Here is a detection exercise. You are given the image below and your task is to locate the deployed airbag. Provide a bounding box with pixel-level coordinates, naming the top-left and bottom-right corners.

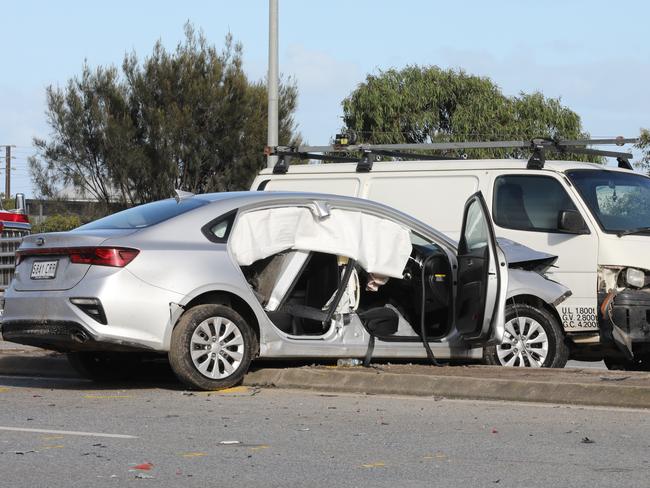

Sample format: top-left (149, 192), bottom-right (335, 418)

top-left (231, 207), bottom-right (412, 278)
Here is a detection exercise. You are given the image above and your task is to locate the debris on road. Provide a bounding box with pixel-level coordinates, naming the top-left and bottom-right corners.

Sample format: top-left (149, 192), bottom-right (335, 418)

top-left (581, 437), bottom-right (595, 444)
top-left (134, 473), bottom-right (154, 479)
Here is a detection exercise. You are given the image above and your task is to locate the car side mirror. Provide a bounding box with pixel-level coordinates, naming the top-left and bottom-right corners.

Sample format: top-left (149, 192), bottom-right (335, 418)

top-left (558, 210), bottom-right (588, 234)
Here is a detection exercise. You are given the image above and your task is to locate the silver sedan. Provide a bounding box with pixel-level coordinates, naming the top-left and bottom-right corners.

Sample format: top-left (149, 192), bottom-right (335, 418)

top-left (1, 191), bottom-right (568, 389)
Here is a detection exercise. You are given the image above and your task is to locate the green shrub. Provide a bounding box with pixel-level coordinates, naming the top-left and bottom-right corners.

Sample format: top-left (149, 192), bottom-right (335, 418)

top-left (32, 214), bottom-right (82, 233)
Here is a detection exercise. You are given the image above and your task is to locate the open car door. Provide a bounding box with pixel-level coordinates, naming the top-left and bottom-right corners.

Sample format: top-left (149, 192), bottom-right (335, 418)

top-left (455, 191), bottom-right (507, 345)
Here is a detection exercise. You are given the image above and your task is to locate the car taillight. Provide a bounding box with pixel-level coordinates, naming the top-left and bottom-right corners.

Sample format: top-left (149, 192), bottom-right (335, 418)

top-left (16, 247), bottom-right (140, 268)
top-left (0, 212), bottom-right (28, 224)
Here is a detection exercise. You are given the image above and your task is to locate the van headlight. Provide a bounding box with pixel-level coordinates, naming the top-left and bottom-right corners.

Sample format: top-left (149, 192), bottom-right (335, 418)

top-left (624, 267), bottom-right (646, 288)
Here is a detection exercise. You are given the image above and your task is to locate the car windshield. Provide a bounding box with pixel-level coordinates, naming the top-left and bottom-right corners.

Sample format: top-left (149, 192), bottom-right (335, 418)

top-left (566, 169), bottom-right (650, 234)
top-left (76, 198), bottom-right (209, 230)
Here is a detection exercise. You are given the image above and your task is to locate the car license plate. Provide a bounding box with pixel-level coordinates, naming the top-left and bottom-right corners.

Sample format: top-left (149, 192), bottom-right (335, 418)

top-left (31, 260), bottom-right (58, 280)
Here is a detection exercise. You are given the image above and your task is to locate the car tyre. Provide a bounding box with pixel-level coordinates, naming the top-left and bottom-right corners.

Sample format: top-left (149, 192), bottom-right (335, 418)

top-left (169, 304), bottom-right (256, 390)
top-left (66, 351), bottom-right (142, 382)
top-left (484, 303), bottom-right (569, 368)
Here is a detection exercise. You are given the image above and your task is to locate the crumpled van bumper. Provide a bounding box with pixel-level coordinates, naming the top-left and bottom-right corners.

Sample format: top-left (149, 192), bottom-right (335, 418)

top-left (599, 290), bottom-right (650, 357)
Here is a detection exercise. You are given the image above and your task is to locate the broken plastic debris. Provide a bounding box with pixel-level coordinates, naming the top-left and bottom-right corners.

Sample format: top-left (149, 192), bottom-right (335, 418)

top-left (132, 462), bottom-right (154, 471)
top-left (491, 428), bottom-right (499, 434)
top-left (219, 440), bottom-right (241, 445)
top-left (337, 358), bottom-right (362, 367)
top-left (134, 473), bottom-right (154, 479)
top-left (581, 437), bottom-right (595, 444)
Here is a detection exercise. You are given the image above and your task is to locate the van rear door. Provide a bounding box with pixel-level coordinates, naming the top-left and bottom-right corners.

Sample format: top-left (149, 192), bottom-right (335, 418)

top-left (455, 192), bottom-right (507, 344)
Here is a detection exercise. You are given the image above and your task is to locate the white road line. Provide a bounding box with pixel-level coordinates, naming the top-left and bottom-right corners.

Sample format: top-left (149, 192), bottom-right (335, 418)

top-left (0, 426), bottom-right (138, 439)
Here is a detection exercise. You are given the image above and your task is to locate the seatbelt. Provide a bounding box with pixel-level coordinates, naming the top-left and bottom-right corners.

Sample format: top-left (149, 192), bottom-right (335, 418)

top-left (421, 254), bottom-right (440, 366)
top-left (363, 335), bottom-right (375, 367)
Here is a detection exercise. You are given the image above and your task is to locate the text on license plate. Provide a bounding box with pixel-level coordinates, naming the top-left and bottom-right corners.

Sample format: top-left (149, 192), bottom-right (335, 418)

top-left (31, 260), bottom-right (58, 280)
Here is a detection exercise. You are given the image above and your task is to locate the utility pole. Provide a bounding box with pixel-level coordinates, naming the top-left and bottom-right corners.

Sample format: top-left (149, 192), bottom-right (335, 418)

top-left (0, 145), bottom-right (12, 198)
top-left (267, 0), bottom-right (279, 168)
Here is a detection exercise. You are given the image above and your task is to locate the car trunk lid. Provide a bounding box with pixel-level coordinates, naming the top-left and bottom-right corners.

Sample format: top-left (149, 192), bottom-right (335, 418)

top-left (13, 230), bottom-right (137, 292)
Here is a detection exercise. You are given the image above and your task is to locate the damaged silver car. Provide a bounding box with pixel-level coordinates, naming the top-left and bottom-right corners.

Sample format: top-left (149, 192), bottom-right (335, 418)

top-left (1, 191), bottom-right (569, 390)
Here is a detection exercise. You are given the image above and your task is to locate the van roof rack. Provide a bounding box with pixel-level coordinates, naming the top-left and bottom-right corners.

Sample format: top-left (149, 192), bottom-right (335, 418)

top-left (265, 137), bottom-right (638, 174)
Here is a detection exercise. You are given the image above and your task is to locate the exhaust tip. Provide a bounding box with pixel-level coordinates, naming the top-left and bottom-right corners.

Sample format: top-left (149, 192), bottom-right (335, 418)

top-left (71, 329), bottom-right (89, 344)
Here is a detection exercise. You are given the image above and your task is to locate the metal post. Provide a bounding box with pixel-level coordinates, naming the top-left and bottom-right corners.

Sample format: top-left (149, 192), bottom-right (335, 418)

top-left (4, 146), bottom-right (10, 199)
top-left (267, 0), bottom-right (279, 168)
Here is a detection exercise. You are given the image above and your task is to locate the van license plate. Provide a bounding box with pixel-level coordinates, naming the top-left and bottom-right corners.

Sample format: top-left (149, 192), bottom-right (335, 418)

top-left (31, 260), bottom-right (58, 280)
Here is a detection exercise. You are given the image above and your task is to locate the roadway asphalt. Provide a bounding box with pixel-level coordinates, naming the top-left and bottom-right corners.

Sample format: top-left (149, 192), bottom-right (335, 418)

top-left (0, 376), bottom-right (648, 488)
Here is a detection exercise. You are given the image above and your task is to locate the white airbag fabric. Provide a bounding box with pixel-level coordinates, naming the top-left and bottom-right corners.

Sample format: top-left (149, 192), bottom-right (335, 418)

top-left (231, 207), bottom-right (412, 279)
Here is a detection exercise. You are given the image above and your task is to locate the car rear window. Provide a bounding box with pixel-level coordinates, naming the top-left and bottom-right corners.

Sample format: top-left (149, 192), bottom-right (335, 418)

top-left (76, 198), bottom-right (209, 230)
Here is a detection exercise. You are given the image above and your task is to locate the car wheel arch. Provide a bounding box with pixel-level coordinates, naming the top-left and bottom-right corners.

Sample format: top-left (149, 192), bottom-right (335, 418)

top-left (175, 290), bottom-right (261, 356)
top-left (507, 293), bottom-right (566, 338)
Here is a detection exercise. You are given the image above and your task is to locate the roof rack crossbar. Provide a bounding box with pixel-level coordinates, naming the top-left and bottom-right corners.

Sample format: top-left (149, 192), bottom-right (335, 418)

top-left (267, 137), bottom-right (640, 173)
top-left (560, 147), bottom-right (634, 160)
top-left (369, 149), bottom-right (465, 161)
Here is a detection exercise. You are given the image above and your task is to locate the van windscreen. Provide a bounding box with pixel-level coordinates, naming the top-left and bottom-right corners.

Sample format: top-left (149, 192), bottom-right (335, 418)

top-left (567, 170), bottom-right (650, 235)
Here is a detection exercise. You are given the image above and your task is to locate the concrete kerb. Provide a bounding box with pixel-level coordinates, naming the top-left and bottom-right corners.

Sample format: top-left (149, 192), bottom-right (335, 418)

top-left (1, 345), bottom-right (650, 408)
top-left (243, 367), bottom-right (650, 409)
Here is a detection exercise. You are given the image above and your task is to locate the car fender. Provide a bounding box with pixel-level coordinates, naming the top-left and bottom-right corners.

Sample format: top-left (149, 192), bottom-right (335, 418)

top-left (506, 268), bottom-right (572, 308)
top-left (162, 281), bottom-right (272, 350)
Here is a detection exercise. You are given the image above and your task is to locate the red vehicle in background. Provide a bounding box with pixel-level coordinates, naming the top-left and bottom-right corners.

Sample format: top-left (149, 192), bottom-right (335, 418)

top-left (0, 194), bottom-right (30, 298)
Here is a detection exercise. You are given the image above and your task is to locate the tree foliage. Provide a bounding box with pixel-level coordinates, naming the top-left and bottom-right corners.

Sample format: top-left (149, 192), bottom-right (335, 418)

top-left (30, 24), bottom-right (299, 206)
top-left (31, 214), bottom-right (82, 234)
top-left (342, 65), bottom-right (594, 160)
top-left (636, 128), bottom-right (650, 173)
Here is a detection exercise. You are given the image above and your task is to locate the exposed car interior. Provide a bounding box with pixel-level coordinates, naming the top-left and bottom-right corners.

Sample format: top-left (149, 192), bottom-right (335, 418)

top-left (240, 240), bottom-right (454, 341)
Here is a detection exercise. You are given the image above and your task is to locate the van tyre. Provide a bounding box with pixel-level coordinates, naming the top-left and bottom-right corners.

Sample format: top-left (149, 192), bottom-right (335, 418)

top-left (66, 351), bottom-right (141, 381)
top-left (484, 303), bottom-right (569, 368)
top-left (604, 356), bottom-right (650, 371)
top-left (169, 304), bottom-right (255, 390)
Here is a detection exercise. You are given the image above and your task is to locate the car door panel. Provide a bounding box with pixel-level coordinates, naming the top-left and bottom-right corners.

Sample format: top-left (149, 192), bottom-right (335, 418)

top-left (455, 192), bottom-right (507, 344)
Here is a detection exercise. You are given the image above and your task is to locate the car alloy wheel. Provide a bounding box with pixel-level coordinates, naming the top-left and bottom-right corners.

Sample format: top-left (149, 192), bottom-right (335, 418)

top-left (483, 303), bottom-right (568, 368)
top-left (497, 315), bottom-right (549, 367)
top-left (169, 304), bottom-right (256, 390)
top-left (190, 316), bottom-right (245, 379)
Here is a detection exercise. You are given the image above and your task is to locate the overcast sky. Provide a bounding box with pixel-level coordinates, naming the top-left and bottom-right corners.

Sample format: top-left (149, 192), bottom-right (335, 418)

top-left (2, 0), bottom-right (648, 196)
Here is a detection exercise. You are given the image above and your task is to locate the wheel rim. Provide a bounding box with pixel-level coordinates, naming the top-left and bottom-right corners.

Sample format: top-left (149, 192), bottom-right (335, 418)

top-left (190, 316), bottom-right (245, 379)
top-left (496, 315), bottom-right (549, 367)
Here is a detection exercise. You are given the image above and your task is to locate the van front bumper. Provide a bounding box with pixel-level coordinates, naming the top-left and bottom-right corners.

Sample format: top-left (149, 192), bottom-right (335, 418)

top-left (599, 290), bottom-right (650, 357)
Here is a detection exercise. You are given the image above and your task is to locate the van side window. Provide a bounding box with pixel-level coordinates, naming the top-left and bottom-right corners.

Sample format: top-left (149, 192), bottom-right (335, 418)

top-left (493, 175), bottom-right (578, 232)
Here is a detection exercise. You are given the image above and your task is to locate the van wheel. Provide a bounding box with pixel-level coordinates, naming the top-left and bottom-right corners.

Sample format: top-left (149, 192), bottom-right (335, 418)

top-left (169, 304), bottom-right (255, 390)
top-left (484, 303), bottom-right (568, 368)
top-left (605, 356), bottom-right (650, 371)
top-left (66, 352), bottom-right (141, 381)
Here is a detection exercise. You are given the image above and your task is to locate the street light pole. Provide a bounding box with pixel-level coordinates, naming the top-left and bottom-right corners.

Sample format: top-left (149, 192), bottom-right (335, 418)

top-left (267, 0), bottom-right (279, 168)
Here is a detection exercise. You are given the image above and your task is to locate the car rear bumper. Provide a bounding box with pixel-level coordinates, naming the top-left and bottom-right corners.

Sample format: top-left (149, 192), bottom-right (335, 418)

top-left (1, 320), bottom-right (154, 352)
top-left (1, 267), bottom-right (183, 352)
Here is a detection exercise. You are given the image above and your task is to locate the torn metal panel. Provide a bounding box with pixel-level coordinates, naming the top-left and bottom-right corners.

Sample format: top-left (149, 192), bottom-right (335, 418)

top-left (497, 238), bottom-right (558, 272)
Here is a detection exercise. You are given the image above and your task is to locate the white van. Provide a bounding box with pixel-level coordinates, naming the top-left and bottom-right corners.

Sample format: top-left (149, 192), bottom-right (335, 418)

top-left (252, 156), bottom-right (650, 370)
